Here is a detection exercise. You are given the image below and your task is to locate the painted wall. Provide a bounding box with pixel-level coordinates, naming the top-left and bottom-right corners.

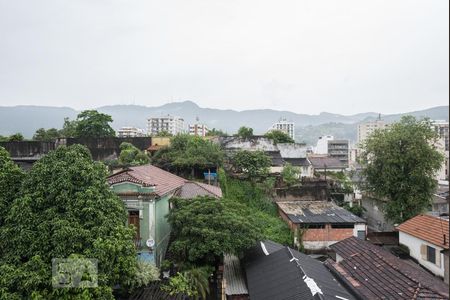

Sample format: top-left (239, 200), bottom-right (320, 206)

top-left (399, 231), bottom-right (445, 278)
top-left (361, 196), bottom-right (395, 232)
top-left (155, 195), bottom-right (171, 266)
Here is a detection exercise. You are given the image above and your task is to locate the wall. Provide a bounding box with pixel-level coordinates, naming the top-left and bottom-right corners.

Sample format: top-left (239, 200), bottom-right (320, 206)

top-left (155, 194), bottom-right (171, 266)
top-left (444, 252), bottom-right (449, 285)
top-left (0, 141), bottom-right (55, 158)
top-left (399, 231), bottom-right (445, 278)
top-left (274, 180), bottom-right (329, 202)
top-left (361, 196), bottom-right (395, 232)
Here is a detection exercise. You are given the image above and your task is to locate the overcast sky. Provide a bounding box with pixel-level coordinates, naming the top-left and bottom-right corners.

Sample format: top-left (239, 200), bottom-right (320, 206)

top-left (0, 0), bottom-right (448, 115)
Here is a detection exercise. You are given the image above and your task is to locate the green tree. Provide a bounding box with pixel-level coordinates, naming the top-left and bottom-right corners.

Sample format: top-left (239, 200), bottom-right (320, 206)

top-left (155, 130), bottom-right (173, 137)
top-left (118, 142), bottom-right (150, 166)
top-left (7, 133), bottom-right (24, 142)
top-left (231, 150), bottom-right (271, 179)
top-left (168, 196), bottom-right (260, 264)
top-left (206, 128), bottom-right (227, 137)
top-left (281, 163), bottom-right (300, 186)
top-left (236, 126), bottom-right (254, 139)
top-left (162, 267), bottom-right (211, 299)
top-left (75, 110), bottom-right (115, 138)
top-left (265, 130), bottom-right (295, 144)
top-left (359, 116), bottom-right (444, 223)
top-left (152, 135), bottom-right (223, 176)
top-left (0, 145), bottom-right (139, 299)
top-left (33, 128), bottom-right (61, 141)
top-left (60, 117), bottom-right (78, 138)
top-left (0, 147), bottom-right (25, 227)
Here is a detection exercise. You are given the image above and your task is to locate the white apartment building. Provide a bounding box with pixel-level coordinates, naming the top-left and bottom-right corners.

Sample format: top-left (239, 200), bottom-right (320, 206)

top-left (432, 120), bottom-right (449, 152)
top-left (315, 135), bottom-right (334, 154)
top-left (268, 118), bottom-right (295, 140)
top-left (147, 115), bottom-right (185, 136)
top-left (357, 118), bottom-right (389, 146)
top-left (117, 126), bottom-right (146, 138)
top-left (188, 123), bottom-right (209, 137)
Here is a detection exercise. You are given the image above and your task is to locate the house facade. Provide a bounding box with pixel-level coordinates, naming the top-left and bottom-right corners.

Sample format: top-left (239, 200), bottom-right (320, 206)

top-left (108, 164), bottom-right (222, 266)
top-left (397, 214), bottom-right (449, 280)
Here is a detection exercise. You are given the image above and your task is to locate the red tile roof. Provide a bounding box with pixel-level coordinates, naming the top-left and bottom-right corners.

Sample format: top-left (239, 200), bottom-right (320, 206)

top-left (396, 214), bottom-right (449, 249)
top-left (327, 237), bottom-right (449, 299)
top-left (108, 165), bottom-right (186, 196)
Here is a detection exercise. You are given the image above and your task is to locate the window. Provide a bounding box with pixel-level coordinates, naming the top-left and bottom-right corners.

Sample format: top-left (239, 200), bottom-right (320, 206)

top-left (299, 223), bottom-right (325, 229)
top-left (427, 245), bottom-right (436, 264)
top-left (331, 224), bottom-right (354, 229)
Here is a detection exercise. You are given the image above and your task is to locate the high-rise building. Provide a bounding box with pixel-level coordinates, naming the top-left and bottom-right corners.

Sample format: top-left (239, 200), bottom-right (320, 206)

top-left (328, 139), bottom-right (349, 166)
top-left (117, 126), bottom-right (146, 138)
top-left (147, 115), bottom-right (185, 136)
top-left (268, 118), bottom-right (295, 140)
top-left (357, 117), bottom-right (389, 146)
top-left (432, 120), bottom-right (449, 152)
top-left (315, 135), bottom-right (334, 154)
top-left (189, 124), bottom-right (209, 137)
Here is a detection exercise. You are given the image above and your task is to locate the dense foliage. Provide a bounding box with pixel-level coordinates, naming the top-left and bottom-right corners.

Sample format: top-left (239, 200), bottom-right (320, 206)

top-left (206, 128), bottom-right (227, 137)
top-left (236, 126), bottom-right (253, 139)
top-left (0, 145), bottom-right (140, 299)
top-left (162, 267), bottom-right (211, 299)
top-left (152, 135), bottom-right (223, 176)
top-left (359, 116), bottom-right (443, 223)
top-left (168, 196), bottom-right (261, 264)
top-left (74, 110), bottom-right (116, 138)
top-left (0, 147), bottom-right (25, 227)
top-left (33, 128), bottom-right (62, 141)
top-left (265, 130), bottom-right (295, 144)
top-left (281, 163), bottom-right (300, 186)
top-left (118, 142), bottom-right (150, 166)
top-left (231, 150), bottom-right (271, 179)
top-left (0, 133), bottom-right (25, 142)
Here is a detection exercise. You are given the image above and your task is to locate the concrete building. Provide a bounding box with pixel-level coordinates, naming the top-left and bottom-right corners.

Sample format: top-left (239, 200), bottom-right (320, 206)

top-left (268, 118), bottom-right (295, 140)
top-left (327, 139), bottom-right (349, 166)
top-left (357, 118), bottom-right (389, 146)
top-left (397, 215), bottom-right (449, 281)
top-left (315, 135), bottom-right (334, 155)
top-left (432, 120), bottom-right (449, 152)
top-left (117, 126), bottom-right (146, 138)
top-left (147, 115), bottom-right (184, 136)
top-left (188, 123), bottom-right (209, 137)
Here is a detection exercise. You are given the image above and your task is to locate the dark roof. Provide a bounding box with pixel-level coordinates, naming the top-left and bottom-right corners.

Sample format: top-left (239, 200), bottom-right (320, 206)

top-left (277, 201), bottom-right (366, 224)
top-left (283, 157), bottom-right (311, 167)
top-left (308, 156), bottom-right (345, 169)
top-left (244, 241), bottom-right (356, 300)
top-left (107, 164), bottom-right (186, 196)
top-left (223, 254), bottom-right (248, 295)
top-left (327, 237), bottom-right (450, 299)
top-left (396, 214), bottom-right (449, 249)
top-left (176, 181), bottom-right (222, 199)
top-left (266, 150), bottom-right (284, 166)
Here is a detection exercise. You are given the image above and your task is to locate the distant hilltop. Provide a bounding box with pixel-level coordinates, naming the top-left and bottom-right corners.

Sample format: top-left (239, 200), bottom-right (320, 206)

top-left (0, 101), bottom-right (448, 145)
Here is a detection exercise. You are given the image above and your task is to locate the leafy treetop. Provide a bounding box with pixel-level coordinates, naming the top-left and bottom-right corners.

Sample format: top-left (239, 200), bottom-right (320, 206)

top-left (236, 126), bottom-right (254, 139)
top-left (265, 130), bottom-right (294, 144)
top-left (359, 116), bottom-right (443, 223)
top-left (231, 150), bottom-right (271, 179)
top-left (118, 142), bottom-right (150, 166)
top-left (74, 110), bottom-right (116, 138)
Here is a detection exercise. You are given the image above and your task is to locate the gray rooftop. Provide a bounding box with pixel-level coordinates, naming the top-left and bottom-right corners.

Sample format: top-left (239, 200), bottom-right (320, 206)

top-left (223, 254), bottom-right (248, 296)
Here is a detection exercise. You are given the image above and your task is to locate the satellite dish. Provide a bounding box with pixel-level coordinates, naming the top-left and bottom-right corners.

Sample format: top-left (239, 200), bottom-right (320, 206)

top-left (146, 238), bottom-right (155, 248)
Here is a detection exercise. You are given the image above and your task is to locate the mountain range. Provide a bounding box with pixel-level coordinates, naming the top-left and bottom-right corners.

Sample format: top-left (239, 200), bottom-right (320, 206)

top-left (0, 101), bottom-right (448, 145)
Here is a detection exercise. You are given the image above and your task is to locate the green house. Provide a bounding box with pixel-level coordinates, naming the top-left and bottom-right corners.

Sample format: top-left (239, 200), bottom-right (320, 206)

top-left (107, 164), bottom-right (222, 266)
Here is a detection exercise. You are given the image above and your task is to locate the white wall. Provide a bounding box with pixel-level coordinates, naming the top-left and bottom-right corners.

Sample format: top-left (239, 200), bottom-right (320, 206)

top-left (399, 231), bottom-right (445, 278)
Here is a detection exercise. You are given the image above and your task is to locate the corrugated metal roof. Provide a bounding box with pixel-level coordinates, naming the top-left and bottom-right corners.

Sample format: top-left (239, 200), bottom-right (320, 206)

top-left (223, 254), bottom-right (248, 296)
top-left (277, 201), bottom-right (365, 224)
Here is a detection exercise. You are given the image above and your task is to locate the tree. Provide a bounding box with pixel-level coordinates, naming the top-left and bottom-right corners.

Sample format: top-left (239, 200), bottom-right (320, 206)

top-left (152, 135), bottom-right (223, 176)
top-left (206, 128), bottom-right (227, 137)
top-left (162, 267), bottom-right (211, 299)
top-left (118, 142), bottom-right (150, 166)
top-left (0, 147), bottom-right (25, 227)
top-left (281, 163), bottom-right (300, 186)
top-left (0, 145), bottom-right (139, 299)
top-left (75, 110), bottom-right (115, 138)
top-left (33, 128), bottom-right (61, 141)
top-left (59, 117), bottom-right (78, 138)
top-left (155, 130), bottom-right (173, 137)
top-left (236, 126), bottom-right (254, 139)
top-left (265, 130), bottom-right (295, 144)
top-left (7, 133), bottom-right (24, 141)
top-left (359, 116), bottom-right (444, 224)
top-left (167, 196), bottom-right (260, 264)
top-left (231, 150), bottom-right (271, 179)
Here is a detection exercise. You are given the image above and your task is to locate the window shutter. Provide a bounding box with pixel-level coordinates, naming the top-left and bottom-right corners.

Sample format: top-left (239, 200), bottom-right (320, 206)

top-left (420, 244), bottom-right (427, 260)
top-left (436, 249), bottom-right (441, 267)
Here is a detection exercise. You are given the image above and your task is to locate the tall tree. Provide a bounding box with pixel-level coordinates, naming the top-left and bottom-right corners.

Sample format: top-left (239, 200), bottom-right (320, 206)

top-left (59, 117), bottom-right (78, 138)
top-left (33, 128), bottom-right (61, 141)
top-left (265, 130), bottom-right (295, 144)
top-left (0, 145), bottom-right (139, 299)
top-left (75, 110), bottom-right (115, 138)
top-left (359, 116), bottom-right (444, 223)
top-left (0, 147), bottom-right (24, 227)
top-left (118, 142), bottom-right (150, 166)
top-left (236, 126), bottom-right (254, 139)
top-left (168, 196), bottom-right (260, 264)
top-left (231, 150), bottom-right (271, 180)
